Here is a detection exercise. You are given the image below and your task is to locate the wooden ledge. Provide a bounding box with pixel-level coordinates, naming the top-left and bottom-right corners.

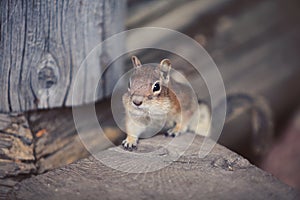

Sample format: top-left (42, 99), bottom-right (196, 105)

top-left (11, 134), bottom-right (298, 200)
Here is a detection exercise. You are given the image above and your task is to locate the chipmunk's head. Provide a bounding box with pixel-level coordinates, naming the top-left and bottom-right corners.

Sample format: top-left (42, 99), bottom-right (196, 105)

top-left (126, 56), bottom-right (171, 111)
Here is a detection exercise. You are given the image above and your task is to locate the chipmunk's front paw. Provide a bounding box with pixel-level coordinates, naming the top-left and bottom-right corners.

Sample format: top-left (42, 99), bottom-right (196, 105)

top-left (122, 136), bottom-right (138, 151)
top-left (165, 128), bottom-right (181, 137)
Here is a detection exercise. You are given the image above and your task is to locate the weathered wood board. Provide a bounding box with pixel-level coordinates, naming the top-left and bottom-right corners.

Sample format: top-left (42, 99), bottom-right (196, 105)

top-left (10, 135), bottom-right (299, 200)
top-left (0, 0), bottom-right (125, 113)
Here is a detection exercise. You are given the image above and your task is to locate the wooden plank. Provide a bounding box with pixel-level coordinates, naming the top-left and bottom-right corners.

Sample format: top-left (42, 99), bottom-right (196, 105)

top-left (11, 135), bottom-right (298, 200)
top-left (0, 0), bottom-right (125, 113)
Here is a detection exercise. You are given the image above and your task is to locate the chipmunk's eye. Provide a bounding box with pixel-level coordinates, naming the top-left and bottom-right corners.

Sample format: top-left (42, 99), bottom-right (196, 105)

top-left (152, 82), bottom-right (160, 92)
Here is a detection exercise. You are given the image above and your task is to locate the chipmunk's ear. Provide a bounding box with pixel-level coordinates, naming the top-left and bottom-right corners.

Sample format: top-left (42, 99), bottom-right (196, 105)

top-left (131, 56), bottom-right (142, 68)
top-left (159, 59), bottom-right (171, 83)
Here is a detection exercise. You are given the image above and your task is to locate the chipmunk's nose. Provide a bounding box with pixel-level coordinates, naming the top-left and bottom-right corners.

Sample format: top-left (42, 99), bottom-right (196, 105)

top-left (133, 100), bottom-right (142, 106)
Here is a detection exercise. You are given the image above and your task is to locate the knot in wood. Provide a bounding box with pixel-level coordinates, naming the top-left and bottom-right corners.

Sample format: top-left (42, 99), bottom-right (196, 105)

top-left (30, 53), bottom-right (61, 108)
top-left (31, 53), bottom-right (60, 92)
top-left (38, 66), bottom-right (58, 89)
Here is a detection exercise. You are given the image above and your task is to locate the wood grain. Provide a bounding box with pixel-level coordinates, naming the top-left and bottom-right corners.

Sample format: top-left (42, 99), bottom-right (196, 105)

top-left (0, 114), bottom-right (36, 199)
top-left (0, 0), bottom-right (125, 113)
top-left (11, 135), bottom-right (299, 200)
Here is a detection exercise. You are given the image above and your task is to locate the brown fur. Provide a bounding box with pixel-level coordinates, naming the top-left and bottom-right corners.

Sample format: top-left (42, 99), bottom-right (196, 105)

top-left (122, 56), bottom-right (211, 150)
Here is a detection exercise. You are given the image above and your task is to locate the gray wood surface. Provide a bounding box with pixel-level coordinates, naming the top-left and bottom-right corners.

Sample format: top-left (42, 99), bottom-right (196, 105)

top-left (11, 135), bottom-right (298, 200)
top-left (0, 0), bottom-right (125, 113)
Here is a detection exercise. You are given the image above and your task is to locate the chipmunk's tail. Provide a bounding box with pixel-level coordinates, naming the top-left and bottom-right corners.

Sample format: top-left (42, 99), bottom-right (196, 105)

top-left (193, 100), bottom-right (211, 137)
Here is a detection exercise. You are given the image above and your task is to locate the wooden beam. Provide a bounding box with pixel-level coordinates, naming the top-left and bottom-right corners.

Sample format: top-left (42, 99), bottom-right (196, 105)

top-left (11, 135), bottom-right (298, 199)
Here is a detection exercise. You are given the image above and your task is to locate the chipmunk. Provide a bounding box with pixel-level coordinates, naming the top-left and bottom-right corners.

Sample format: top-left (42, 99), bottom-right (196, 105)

top-left (122, 56), bottom-right (211, 150)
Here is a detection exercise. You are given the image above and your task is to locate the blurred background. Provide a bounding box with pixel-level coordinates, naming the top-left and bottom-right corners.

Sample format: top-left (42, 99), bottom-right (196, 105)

top-left (126, 0), bottom-right (300, 190)
top-left (1, 0), bottom-right (300, 197)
